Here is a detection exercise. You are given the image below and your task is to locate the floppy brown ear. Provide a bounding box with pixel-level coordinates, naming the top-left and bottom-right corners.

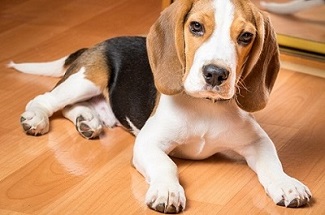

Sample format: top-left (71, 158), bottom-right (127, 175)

top-left (236, 11), bottom-right (280, 112)
top-left (146, 0), bottom-right (193, 95)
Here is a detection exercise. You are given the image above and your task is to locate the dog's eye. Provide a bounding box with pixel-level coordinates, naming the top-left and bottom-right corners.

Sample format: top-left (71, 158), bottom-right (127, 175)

top-left (238, 32), bottom-right (254, 45)
top-left (189, 21), bottom-right (205, 36)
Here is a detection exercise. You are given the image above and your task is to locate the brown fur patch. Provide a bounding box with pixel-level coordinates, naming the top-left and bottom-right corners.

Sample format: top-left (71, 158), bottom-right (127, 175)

top-left (231, 1), bottom-right (257, 80)
top-left (183, 0), bottom-right (215, 81)
top-left (147, 0), bottom-right (195, 95)
top-left (54, 43), bottom-right (109, 99)
top-left (83, 45), bottom-right (109, 92)
top-left (231, 0), bottom-right (280, 112)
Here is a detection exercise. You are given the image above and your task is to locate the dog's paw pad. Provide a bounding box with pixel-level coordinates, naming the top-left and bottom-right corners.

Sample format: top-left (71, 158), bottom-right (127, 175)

top-left (152, 203), bottom-right (166, 213)
top-left (21, 119), bottom-right (31, 131)
top-left (76, 115), bottom-right (102, 139)
top-left (20, 111), bottom-right (49, 136)
top-left (277, 193), bottom-right (312, 208)
top-left (148, 203), bottom-right (179, 214)
top-left (146, 183), bottom-right (185, 214)
top-left (267, 177), bottom-right (312, 208)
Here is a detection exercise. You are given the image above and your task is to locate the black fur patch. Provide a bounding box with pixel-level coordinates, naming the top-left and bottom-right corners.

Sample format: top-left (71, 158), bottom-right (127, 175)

top-left (64, 48), bottom-right (88, 67)
top-left (103, 37), bottom-right (157, 131)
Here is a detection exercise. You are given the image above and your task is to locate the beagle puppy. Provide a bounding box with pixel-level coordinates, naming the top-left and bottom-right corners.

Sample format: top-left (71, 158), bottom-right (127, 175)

top-left (10, 0), bottom-right (312, 213)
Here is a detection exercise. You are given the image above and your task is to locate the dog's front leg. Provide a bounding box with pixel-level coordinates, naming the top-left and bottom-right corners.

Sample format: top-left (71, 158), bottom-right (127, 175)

top-left (133, 119), bottom-right (185, 214)
top-left (236, 125), bottom-right (312, 207)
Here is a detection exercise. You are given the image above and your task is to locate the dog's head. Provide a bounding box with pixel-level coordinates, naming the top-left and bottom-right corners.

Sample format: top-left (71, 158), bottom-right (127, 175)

top-left (147, 0), bottom-right (280, 112)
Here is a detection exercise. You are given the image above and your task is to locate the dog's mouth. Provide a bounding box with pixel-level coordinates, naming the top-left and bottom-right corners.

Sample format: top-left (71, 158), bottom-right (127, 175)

top-left (184, 89), bottom-right (233, 102)
top-left (202, 84), bottom-right (234, 100)
top-left (183, 79), bottom-right (235, 102)
top-left (205, 97), bottom-right (232, 102)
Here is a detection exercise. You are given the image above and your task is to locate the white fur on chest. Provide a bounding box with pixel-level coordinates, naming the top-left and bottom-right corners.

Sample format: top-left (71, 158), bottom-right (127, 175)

top-left (146, 94), bottom-right (261, 160)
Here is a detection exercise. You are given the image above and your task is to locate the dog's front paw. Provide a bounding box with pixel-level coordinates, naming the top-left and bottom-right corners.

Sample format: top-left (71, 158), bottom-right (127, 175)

top-left (146, 182), bottom-right (186, 214)
top-left (76, 113), bottom-right (103, 139)
top-left (266, 176), bottom-right (312, 207)
top-left (20, 110), bottom-right (49, 136)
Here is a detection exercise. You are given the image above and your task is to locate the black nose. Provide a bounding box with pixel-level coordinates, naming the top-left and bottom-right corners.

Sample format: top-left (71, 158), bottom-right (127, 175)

top-left (203, 64), bottom-right (229, 87)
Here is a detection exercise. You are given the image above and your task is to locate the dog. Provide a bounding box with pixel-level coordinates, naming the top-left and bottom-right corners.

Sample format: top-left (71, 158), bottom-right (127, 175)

top-left (261, 0), bottom-right (324, 15)
top-left (9, 0), bottom-right (312, 213)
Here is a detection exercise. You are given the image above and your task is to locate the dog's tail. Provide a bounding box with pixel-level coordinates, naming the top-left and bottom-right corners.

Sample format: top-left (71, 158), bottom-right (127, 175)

top-left (8, 48), bottom-right (88, 77)
top-left (261, 0), bottom-right (324, 15)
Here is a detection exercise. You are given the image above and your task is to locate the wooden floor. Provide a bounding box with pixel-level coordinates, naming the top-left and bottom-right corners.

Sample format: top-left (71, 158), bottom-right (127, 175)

top-left (0, 0), bottom-right (324, 214)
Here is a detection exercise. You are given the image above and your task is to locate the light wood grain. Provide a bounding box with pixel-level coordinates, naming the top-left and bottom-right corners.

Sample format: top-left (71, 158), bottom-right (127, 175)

top-left (0, 0), bottom-right (324, 214)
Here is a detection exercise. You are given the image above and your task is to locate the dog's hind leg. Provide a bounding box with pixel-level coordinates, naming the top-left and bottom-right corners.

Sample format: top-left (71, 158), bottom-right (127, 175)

top-left (62, 102), bottom-right (103, 139)
top-left (21, 67), bottom-right (102, 136)
top-left (62, 95), bottom-right (119, 139)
